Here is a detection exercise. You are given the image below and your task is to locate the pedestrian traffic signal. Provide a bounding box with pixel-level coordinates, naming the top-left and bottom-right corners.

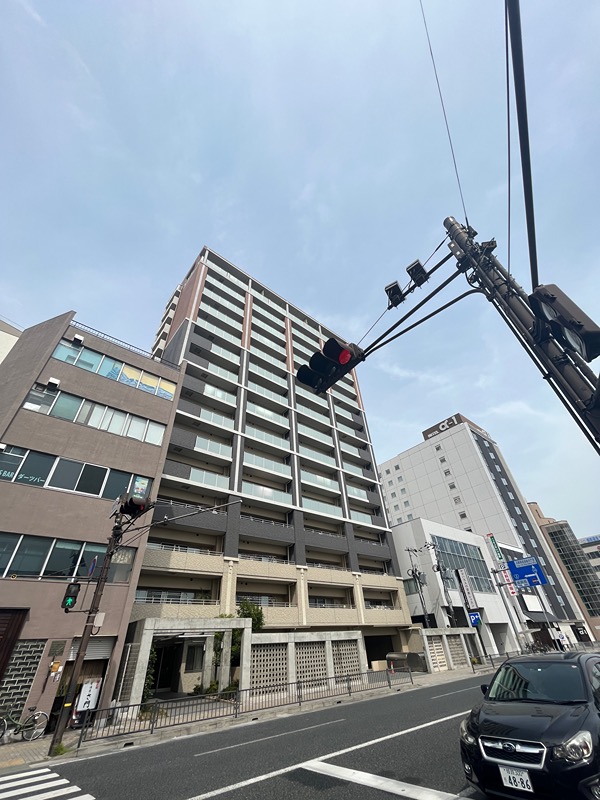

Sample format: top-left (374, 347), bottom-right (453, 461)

top-left (61, 582), bottom-right (80, 613)
top-left (296, 338), bottom-right (365, 394)
top-left (529, 284), bottom-right (600, 363)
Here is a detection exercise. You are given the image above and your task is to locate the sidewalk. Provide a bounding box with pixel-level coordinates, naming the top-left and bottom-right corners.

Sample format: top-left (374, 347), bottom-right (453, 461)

top-left (0, 665), bottom-right (493, 775)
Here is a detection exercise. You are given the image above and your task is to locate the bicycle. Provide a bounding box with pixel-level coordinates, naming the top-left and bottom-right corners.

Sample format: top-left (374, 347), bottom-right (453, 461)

top-left (0, 705), bottom-right (49, 741)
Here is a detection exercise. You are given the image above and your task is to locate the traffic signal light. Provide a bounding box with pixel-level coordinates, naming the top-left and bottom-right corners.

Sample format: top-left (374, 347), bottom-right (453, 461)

top-left (529, 284), bottom-right (600, 363)
top-left (296, 338), bottom-right (365, 395)
top-left (119, 477), bottom-right (152, 519)
top-left (61, 582), bottom-right (80, 613)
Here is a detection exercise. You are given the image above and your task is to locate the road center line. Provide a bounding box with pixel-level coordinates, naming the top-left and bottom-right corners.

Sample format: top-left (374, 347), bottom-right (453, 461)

top-left (185, 709), bottom-right (469, 800)
top-left (194, 719), bottom-right (345, 756)
top-left (303, 761), bottom-right (459, 800)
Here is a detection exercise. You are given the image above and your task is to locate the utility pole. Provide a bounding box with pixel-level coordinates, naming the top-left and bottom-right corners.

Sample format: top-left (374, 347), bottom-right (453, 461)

top-left (406, 548), bottom-right (430, 628)
top-left (49, 512), bottom-right (126, 756)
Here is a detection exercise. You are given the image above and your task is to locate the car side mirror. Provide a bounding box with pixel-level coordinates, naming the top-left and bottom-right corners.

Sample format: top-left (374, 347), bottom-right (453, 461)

top-left (480, 684), bottom-right (488, 696)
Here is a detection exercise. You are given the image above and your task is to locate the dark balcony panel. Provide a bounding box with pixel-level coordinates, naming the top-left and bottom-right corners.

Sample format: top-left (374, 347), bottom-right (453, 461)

top-left (304, 528), bottom-right (349, 553)
top-left (239, 515), bottom-right (296, 543)
top-left (163, 459), bottom-right (192, 480)
top-left (354, 539), bottom-right (391, 558)
top-left (169, 426), bottom-right (198, 452)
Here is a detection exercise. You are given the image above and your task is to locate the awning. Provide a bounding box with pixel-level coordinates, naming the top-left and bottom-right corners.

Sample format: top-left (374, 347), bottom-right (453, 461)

top-left (524, 611), bottom-right (560, 624)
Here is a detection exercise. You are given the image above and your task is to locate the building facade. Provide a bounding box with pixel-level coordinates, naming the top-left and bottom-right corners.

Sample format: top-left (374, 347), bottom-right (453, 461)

top-left (120, 248), bottom-right (412, 702)
top-left (0, 318), bottom-right (20, 364)
top-left (378, 413), bottom-right (593, 646)
top-left (0, 312), bottom-right (180, 720)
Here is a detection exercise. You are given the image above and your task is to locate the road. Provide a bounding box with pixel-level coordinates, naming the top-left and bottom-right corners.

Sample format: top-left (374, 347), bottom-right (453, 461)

top-left (9, 674), bottom-right (489, 800)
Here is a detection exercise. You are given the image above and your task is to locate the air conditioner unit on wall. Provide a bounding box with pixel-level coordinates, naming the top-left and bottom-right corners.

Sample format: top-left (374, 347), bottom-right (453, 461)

top-left (46, 377), bottom-right (61, 392)
top-left (72, 334), bottom-right (84, 347)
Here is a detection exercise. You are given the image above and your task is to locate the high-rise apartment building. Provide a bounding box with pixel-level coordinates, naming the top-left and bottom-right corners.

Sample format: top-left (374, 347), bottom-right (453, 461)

top-left (121, 248), bottom-right (411, 700)
top-left (378, 413), bottom-right (593, 645)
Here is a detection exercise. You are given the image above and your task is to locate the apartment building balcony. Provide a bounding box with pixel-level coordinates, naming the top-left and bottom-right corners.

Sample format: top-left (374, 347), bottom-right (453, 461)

top-left (239, 512), bottom-right (295, 541)
top-left (305, 564), bottom-right (353, 586)
top-left (304, 525), bottom-right (347, 550)
top-left (152, 499), bottom-right (228, 535)
top-left (142, 544), bottom-right (225, 575)
top-left (169, 426), bottom-right (233, 466)
top-left (130, 597), bottom-right (222, 622)
top-left (363, 606), bottom-right (408, 625)
top-left (236, 555), bottom-right (298, 581)
top-left (305, 605), bottom-right (360, 627)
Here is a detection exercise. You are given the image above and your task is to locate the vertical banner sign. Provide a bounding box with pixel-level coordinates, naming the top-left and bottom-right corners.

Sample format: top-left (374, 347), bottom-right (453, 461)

top-left (487, 534), bottom-right (517, 596)
top-left (456, 568), bottom-right (478, 611)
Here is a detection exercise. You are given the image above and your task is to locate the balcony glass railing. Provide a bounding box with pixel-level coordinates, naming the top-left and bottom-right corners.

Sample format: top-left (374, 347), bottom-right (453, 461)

top-left (251, 330), bottom-right (286, 353)
top-left (135, 590), bottom-right (218, 605)
top-left (201, 287), bottom-right (244, 318)
top-left (299, 445), bottom-right (336, 467)
top-left (295, 386), bottom-right (328, 405)
top-left (204, 384), bottom-right (237, 405)
top-left (209, 343), bottom-right (240, 365)
top-left (251, 304), bottom-right (286, 328)
top-left (351, 510), bottom-right (374, 524)
top-left (195, 436), bottom-right (233, 458)
top-left (199, 320), bottom-right (241, 347)
top-left (189, 468), bottom-right (230, 489)
top-left (302, 498), bottom-right (343, 517)
top-left (246, 402), bottom-right (288, 426)
top-left (250, 346), bottom-right (286, 368)
top-left (244, 452), bottom-right (291, 476)
top-left (200, 304), bottom-right (243, 330)
top-left (346, 485), bottom-right (369, 501)
top-left (245, 425), bottom-right (290, 449)
top-left (301, 471), bottom-right (339, 491)
top-left (297, 424), bottom-right (333, 446)
top-left (146, 541), bottom-right (220, 556)
top-left (207, 260), bottom-right (248, 290)
top-left (340, 441), bottom-right (364, 458)
top-left (247, 381), bottom-right (287, 405)
top-left (242, 481), bottom-right (292, 504)
top-left (248, 364), bottom-right (288, 388)
top-left (343, 462), bottom-right (363, 476)
top-left (201, 362), bottom-right (239, 383)
top-left (197, 407), bottom-right (235, 429)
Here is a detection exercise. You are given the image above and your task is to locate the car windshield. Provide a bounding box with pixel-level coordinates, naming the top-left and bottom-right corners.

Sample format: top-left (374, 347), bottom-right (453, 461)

top-left (487, 661), bottom-right (587, 704)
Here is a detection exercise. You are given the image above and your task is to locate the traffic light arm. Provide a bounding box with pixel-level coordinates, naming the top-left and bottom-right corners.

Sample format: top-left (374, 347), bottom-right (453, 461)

top-left (444, 216), bottom-right (600, 454)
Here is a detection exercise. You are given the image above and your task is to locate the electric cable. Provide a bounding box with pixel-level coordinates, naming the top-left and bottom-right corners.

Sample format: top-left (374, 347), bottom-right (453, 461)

top-left (504, 1), bottom-right (512, 279)
top-left (420, 0), bottom-right (469, 227)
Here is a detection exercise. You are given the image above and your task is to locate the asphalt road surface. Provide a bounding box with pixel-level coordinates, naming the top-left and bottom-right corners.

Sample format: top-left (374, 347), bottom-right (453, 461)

top-left (30, 674), bottom-right (489, 800)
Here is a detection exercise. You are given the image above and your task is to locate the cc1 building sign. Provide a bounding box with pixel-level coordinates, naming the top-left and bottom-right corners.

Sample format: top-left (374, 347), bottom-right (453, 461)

top-left (507, 557), bottom-right (548, 590)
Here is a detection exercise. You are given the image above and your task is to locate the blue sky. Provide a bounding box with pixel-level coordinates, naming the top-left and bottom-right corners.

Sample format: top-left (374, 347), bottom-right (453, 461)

top-left (2, 0), bottom-right (599, 535)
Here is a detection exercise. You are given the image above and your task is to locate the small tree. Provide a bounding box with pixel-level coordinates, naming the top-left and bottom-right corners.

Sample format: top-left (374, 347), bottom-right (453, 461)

top-left (142, 646), bottom-right (157, 704)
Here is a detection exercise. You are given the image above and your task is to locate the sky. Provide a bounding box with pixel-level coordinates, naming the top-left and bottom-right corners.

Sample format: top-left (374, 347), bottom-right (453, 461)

top-left (1, 0), bottom-right (599, 536)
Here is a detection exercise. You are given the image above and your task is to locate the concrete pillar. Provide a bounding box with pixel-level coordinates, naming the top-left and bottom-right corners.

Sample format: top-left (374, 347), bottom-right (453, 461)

top-left (222, 559), bottom-right (237, 615)
top-left (324, 638), bottom-right (334, 678)
top-left (356, 634), bottom-right (369, 672)
top-left (218, 630), bottom-right (232, 690)
top-left (202, 635), bottom-right (215, 691)
top-left (442, 633), bottom-right (454, 670)
top-left (353, 573), bottom-right (365, 625)
top-left (128, 620), bottom-right (155, 706)
top-left (287, 639), bottom-right (297, 684)
top-left (239, 626), bottom-right (252, 691)
top-left (297, 567), bottom-right (308, 626)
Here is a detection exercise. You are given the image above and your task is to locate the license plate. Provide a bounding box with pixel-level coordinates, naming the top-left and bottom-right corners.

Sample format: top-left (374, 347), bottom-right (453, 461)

top-left (498, 765), bottom-right (533, 793)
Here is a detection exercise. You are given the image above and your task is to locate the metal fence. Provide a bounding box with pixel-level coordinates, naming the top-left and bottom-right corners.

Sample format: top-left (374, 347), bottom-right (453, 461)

top-left (77, 668), bottom-right (412, 748)
top-left (470, 642), bottom-right (600, 673)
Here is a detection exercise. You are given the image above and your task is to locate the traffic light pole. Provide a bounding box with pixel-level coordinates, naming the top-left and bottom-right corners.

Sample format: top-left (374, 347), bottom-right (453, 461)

top-left (48, 513), bottom-right (124, 756)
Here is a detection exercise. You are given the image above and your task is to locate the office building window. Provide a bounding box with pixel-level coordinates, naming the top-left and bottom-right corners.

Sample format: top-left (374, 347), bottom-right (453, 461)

top-left (501, 478), bottom-right (508, 485)
top-left (401, 488), bottom-right (406, 495)
top-left (431, 535), bottom-right (495, 593)
top-left (394, 465), bottom-right (400, 471)
top-left (388, 481), bottom-right (393, 486)
top-left (539, 557), bottom-right (546, 566)
top-left (459, 512), bottom-right (467, 520)
top-left (439, 457), bottom-right (446, 464)
top-left (556, 595), bottom-right (565, 606)
top-left (435, 445), bottom-right (442, 452)
top-left (403, 500), bottom-right (410, 508)
top-left (385, 469), bottom-right (390, 475)
top-left (453, 496), bottom-right (461, 505)
top-left (515, 507), bottom-right (522, 515)
top-left (443, 469), bottom-right (451, 477)
top-left (490, 453), bottom-right (496, 460)
top-left (393, 505), bottom-right (399, 511)
top-left (530, 539), bottom-right (538, 549)
top-left (495, 465), bottom-right (501, 472)
top-left (522, 523), bottom-right (530, 531)
top-left (391, 492), bottom-right (397, 499)
top-left (548, 575), bottom-right (555, 585)
top-left (507, 492), bottom-right (514, 500)
top-left (407, 513), bottom-right (413, 520)
top-left (448, 482), bottom-right (456, 490)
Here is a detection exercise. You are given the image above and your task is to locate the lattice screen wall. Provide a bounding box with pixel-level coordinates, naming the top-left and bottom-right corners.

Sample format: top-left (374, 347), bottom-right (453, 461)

top-left (332, 639), bottom-right (360, 674)
top-left (295, 641), bottom-right (327, 681)
top-left (250, 643), bottom-right (288, 689)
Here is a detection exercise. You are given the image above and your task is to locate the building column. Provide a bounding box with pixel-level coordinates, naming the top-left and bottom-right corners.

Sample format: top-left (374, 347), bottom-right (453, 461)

top-left (239, 625), bottom-right (251, 691)
top-left (218, 630), bottom-right (233, 691)
top-left (202, 635), bottom-right (215, 691)
top-left (324, 638), bottom-right (334, 678)
top-left (128, 620), bottom-right (155, 706)
top-left (222, 559), bottom-right (238, 616)
top-left (297, 567), bottom-right (308, 626)
top-left (353, 573), bottom-right (365, 625)
top-left (356, 633), bottom-right (368, 672)
top-left (287, 640), bottom-right (297, 684)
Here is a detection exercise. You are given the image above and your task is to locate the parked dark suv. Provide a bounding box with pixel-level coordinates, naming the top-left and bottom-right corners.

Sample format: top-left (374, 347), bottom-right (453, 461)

top-left (460, 652), bottom-right (600, 799)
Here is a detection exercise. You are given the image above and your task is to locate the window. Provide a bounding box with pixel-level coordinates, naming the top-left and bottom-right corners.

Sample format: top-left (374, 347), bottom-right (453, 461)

top-left (490, 453), bottom-right (496, 460)
top-left (185, 645), bottom-right (204, 672)
top-left (52, 339), bottom-right (176, 401)
top-left (443, 469), bottom-right (451, 477)
top-left (388, 480), bottom-right (393, 486)
top-left (407, 513), bottom-right (413, 520)
top-left (522, 522), bottom-right (530, 531)
top-left (548, 575), bottom-right (555, 585)
top-left (507, 492), bottom-right (515, 500)
top-left (15, 451), bottom-right (55, 486)
top-left (453, 496), bottom-right (461, 505)
top-left (557, 595), bottom-right (565, 606)
top-left (484, 441), bottom-right (489, 448)
top-left (394, 465), bottom-right (400, 471)
top-left (459, 512), bottom-right (467, 520)
top-left (435, 445), bottom-right (442, 452)
top-left (390, 492), bottom-right (397, 499)
top-left (48, 459), bottom-right (84, 490)
top-left (530, 539), bottom-right (538, 549)
top-left (403, 500), bottom-right (410, 508)
top-left (393, 505), bottom-right (399, 511)
top-left (448, 482), bottom-right (456, 490)
top-left (0, 446), bottom-right (27, 482)
top-left (515, 507), bottom-right (522, 515)
top-left (439, 457), bottom-right (446, 464)
top-left (400, 488), bottom-right (406, 495)
top-left (396, 517), bottom-right (403, 524)
top-left (495, 465), bottom-right (501, 472)
top-left (539, 557), bottom-right (546, 566)
top-left (501, 477), bottom-right (508, 485)
top-left (8, 536), bottom-right (52, 576)
top-left (43, 540), bottom-right (84, 577)
top-left (23, 388), bottom-right (165, 446)
top-left (385, 469), bottom-right (390, 475)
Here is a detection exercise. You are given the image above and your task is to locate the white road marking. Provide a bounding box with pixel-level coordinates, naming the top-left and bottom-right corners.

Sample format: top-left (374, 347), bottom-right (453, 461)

top-left (0, 773), bottom-right (60, 790)
top-left (0, 770), bottom-right (52, 784)
top-left (303, 761), bottom-right (459, 799)
top-left (431, 687), bottom-right (479, 699)
top-left (0, 779), bottom-right (69, 799)
top-left (185, 709), bottom-right (469, 800)
top-left (0, 769), bottom-right (93, 800)
top-left (194, 718), bottom-right (345, 757)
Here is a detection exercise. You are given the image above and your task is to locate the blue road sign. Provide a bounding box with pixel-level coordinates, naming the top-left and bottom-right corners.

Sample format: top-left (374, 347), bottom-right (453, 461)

top-left (469, 611), bottom-right (482, 627)
top-left (507, 557), bottom-right (547, 587)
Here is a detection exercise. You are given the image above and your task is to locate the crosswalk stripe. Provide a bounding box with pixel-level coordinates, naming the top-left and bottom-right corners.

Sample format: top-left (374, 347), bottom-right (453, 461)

top-left (0, 774), bottom-right (61, 791)
top-left (0, 778), bottom-right (68, 799)
top-left (0, 770), bottom-right (52, 785)
top-left (10, 788), bottom-right (81, 800)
